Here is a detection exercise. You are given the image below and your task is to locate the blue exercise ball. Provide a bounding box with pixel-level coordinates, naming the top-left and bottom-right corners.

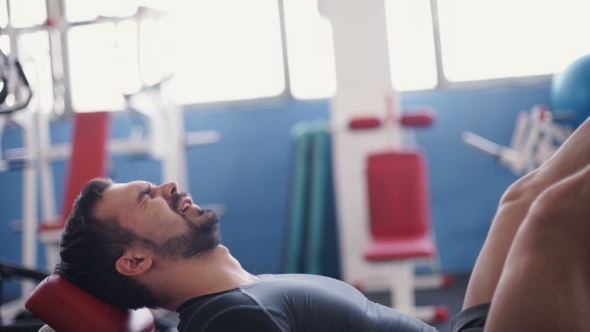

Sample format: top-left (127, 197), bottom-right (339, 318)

top-left (551, 54), bottom-right (590, 126)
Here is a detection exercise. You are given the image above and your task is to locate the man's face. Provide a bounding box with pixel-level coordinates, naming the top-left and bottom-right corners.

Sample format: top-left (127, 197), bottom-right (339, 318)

top-left (95, 181), bottom-right (221, 259)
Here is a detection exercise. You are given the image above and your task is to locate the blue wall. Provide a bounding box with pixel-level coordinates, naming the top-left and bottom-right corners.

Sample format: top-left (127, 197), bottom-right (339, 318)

top-left (407, 83), bottom-right (551, 271)
top-left (0, 83), bottom-right (551, 303)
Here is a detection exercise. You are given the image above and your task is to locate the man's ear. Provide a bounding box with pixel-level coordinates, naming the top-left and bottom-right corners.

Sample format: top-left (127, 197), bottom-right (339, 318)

top-left (115, 247), bottom-right (153, 277)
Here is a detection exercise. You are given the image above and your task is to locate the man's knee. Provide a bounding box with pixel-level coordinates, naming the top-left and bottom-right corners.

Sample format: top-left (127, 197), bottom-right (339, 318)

top-left (499, 170), bottom-right (545, 207)
top-left (523, 174), bottom-right (590, 247)
top-left (498, 163), bottom-right (580, 216)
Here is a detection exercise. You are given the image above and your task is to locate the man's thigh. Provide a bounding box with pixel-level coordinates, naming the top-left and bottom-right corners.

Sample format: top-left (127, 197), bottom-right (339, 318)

top-left (483, 166), bottom-right (590, 331)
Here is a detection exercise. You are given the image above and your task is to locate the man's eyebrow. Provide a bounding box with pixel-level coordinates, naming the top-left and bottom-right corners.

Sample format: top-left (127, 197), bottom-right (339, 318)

top-left (136, 183), bottom-right (152, 204)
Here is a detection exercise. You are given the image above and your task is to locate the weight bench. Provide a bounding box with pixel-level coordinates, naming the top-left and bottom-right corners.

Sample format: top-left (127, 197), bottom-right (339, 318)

top-left (25, 274), bottom-right (154, 332)
top-left (364, 150), bottom-right (449, 322)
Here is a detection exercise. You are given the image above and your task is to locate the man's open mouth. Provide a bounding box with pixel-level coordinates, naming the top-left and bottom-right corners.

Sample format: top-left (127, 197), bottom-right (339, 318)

top-left (179, 197), bottom-right (193, 214)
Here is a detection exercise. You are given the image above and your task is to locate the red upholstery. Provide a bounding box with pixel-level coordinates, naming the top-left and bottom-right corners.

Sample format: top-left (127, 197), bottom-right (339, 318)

top-left (349, 110), bottom-right (435, 130)
top-left (25, 274), bottom-right (154, 332)
top-left (349, 117), bottom-right (382, 130)
top-left (364, 236), bottom-right (436, 261)
top-left (39, 111), bottom-right (110, 231)
top-left (400, 110), bottom-right (434, 127)
top-left (364, 151), bottom-right (436, 261)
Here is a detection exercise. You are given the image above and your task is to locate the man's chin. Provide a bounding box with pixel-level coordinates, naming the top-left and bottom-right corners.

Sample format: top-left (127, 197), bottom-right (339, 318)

top-left (199, 209), bottom-right (219, 224)
top-left (182, 208), bottom-right (218, 225)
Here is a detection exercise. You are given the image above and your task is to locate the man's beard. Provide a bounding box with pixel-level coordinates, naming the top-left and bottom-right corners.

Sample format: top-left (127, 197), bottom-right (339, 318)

top-left (157, 209), bottom-right (221, 260)
top-left (142, 192), bottom-right (222, 260)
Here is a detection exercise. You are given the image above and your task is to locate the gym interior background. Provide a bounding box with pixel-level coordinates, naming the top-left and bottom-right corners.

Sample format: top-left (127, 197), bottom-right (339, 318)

top-left (1, 0), bottom-right (590, 331)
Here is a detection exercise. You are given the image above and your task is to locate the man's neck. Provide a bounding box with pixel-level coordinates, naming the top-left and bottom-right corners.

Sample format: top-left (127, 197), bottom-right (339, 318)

top-left (149, 245), bottom-right (259, 311)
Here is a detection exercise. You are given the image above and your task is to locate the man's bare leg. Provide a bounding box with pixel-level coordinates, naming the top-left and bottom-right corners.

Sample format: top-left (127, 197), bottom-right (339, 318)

top-left (464, 118), bottom-right (590, 309)
top-left (486, 163), bottom-right (590, 331)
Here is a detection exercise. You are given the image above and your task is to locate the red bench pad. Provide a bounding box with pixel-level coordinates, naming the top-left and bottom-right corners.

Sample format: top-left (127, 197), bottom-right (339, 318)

top-left (364, 235), bottom-right (436, 261)
top-left (26, 274), bottom-right (154, 332)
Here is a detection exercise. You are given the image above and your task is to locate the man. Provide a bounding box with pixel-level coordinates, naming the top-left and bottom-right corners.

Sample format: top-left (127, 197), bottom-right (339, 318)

top-left (57, 117), bottom-right (590, 331)
top-left (57, 178), bottom-right (434, 331)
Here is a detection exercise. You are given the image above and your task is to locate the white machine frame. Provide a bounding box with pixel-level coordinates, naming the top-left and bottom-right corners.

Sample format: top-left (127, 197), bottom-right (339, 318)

top-left (320, 0), bottom-right (447, 322)
top-left (463, 104), bottom-right (574, 176)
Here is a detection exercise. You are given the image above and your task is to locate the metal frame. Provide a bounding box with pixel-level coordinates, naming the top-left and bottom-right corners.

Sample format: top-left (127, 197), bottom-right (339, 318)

top-left (221, 0), bottom-right (554, 104)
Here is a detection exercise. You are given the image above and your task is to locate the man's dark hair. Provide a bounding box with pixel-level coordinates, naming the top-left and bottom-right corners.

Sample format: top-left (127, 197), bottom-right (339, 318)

top-left (55, 178), bottom-right (159, 310)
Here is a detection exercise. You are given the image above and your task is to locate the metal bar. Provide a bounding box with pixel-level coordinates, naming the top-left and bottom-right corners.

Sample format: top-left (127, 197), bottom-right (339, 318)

top-left (4, 130), bottom-right (221, 162)
top-left (276, 0), bottom-right (293, 100)
top-left (57, 0), bottom-right (72, 116)
top-left (0, 261), bottom-right (48, 280)
top-left (462, 131), bottom-right (502, 157)
top-left (1, 24), bottom-right (49, 35)
top-left (18, 114), bottom-right (38, 297)
top-left (430, 0), bottom-right (446, 88)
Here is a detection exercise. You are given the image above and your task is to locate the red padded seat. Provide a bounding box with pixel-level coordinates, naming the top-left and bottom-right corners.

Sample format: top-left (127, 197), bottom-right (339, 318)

top-left (364, 235), bottom-right (436, 261)
top-left (349, 117), bottom-right (382, 129)
top-left (26, 274), bottom-right (154, 332)
top-left (400, 110), bottom-right (434, 127)
top-left (364, 151), bottom-right (436, 261)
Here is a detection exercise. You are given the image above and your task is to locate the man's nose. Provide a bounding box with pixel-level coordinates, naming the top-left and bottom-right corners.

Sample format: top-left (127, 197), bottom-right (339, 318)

top-left (156, 181), bottom-right (178, 200)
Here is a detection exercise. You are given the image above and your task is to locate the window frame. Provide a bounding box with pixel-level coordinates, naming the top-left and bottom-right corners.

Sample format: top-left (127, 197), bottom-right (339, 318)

top-left (427, 0), bottom-right (553, 94)
top-left (64, 0), bottom-right (294, 113)
top-left (3, 0), bottom-right (560, 117)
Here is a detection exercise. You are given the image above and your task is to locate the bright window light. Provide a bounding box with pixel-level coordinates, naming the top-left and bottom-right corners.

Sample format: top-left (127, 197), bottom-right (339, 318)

top-left (9, 0), bottom-right (47, 28)
top-left (0, 35), bottom-right (10, 55)
top-left (438, 0), bottom-right (590, 82)
top-left (283, 0), bottom-right (336, 100)
top-left (68, 23), bottom-right (127, 112)
top-left (139, 18), bottom-right (163, 86)
top-left (65, 0), bottom-right (138, 22)
top-left (170, 0), bottom-right (285, 105)
top-left (17, 31), bottom-right (54, 113)
top-left (385, 0), bottom-right (438, 91)
top-left (116, 20), bottom-right (142, 95)
top-left (0, 0), bottom-right (8, 29)
top-left (154, 17), bottom-right (177, 79)
top-left (65, 0), bottom-right (102, 22)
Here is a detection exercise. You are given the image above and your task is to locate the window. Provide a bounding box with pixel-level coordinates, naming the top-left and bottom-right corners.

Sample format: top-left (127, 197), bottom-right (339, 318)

top-left (139, 18), bottom-right (162, 86)
top-left (65, 0), bottom-right (138, 22)
top-left (438, 0), bottom-right (590, 82)
top-left (68, 22), bottom-right (137, 111)
top-left (22, 0), bottom-right (588, 114)
top-left (283, 0), bottom-right (336, 100)
top-left (283, 0), bottom-right (437, 98)
top-left (170, 0), bottom-right (285, 105)
top-left (0, 0), bottom-right (8, 28)
top-left (385, 0), bottom-right (438, 91)
top-left (67, 1), bottom-right (286, 108)
top-left (9, 0), bottom-right (47, 28)
top-left (67, 14), bottom-right (177, 112)
top-left (17, 31), bottom-right (53, 113)
top-left (147, 17), bottom-right (177, 82)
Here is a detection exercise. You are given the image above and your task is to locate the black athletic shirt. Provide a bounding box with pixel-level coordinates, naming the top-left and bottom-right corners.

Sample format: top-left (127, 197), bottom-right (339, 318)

top-left (176, 274), bottom-right (438, 332)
